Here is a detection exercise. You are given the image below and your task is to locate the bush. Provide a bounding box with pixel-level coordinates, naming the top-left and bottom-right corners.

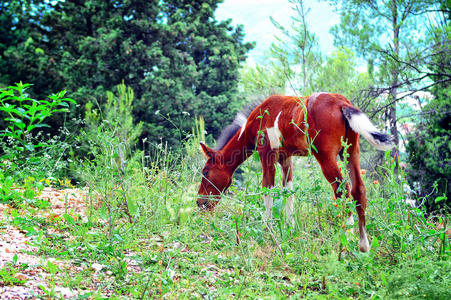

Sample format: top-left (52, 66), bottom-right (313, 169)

top-left (0, 82), bottom-right (76, 180)
top-left (406, 89), bottom-right (450, 213)
top-left (387, 260), bottom-right (451, 299)
top-left (77, 83), bottom-right (144, 227)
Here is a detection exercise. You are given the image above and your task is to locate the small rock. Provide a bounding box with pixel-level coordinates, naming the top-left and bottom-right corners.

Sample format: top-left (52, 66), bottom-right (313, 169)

top-left (91, 263), bottom-right (104, 271)
top-left (54, 286), bottom-right (76, 297)
top-left (14, 273), bottom-right (29, 281)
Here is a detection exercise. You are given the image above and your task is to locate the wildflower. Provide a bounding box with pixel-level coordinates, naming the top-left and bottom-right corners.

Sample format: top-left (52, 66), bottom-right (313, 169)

top-left (373, 180), bottom-right (379, 185)
top-left (47, 213), bottom-right (59, 223)
top-left (360, 169), bottom-right (367, 175)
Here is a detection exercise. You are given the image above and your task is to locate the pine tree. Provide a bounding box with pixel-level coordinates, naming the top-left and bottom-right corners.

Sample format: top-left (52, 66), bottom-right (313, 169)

top-left (405, 4), bottom-right (451, 212)
top-left (1, 0), bottom-right (253, 146)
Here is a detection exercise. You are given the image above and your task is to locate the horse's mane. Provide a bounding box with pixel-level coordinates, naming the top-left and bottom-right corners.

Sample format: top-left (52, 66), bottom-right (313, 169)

top-left (214, 101), bottom-right (261, 150)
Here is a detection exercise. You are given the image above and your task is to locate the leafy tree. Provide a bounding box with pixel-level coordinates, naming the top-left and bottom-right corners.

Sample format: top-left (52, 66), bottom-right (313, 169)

top-left (406, 89), bottom-right (450, 213)
top-left (405, 5), bottom-right (451, 212)
top-left (270, 0), bottom-right (322, 95)
top-left (241, 1), bottom-right (372, 105)
top-left (238, 0), bottom-right (322, 101)
top-left (327, 1), bottom-right (451, 206)
top-left (137, 0), bottom-right (253, 145)
top-left (0, 0), bottom-right (253, 146)
top-left (239, 58), bottom-right (287, 99)
top-left (326, 0), bottom-right (437, 158)
top-left (0, 1), bottom-right (59, 94)
top-left (315, 47), bottom-right (373, 103)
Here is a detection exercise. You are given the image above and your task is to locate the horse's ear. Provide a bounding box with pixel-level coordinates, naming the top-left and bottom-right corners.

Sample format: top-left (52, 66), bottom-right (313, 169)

top-left (200, 142), bottom-right (216, 159)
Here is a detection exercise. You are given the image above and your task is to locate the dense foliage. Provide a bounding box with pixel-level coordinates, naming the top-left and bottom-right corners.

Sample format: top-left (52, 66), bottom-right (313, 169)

top-left (1, 105), bottom-right (449, 296)
top-left (327, 0), bottom-right (438, 155)
top-left (404, 5), bottom-right (451, 212)
top-left (406, 87), bottom-right (451, 212)
top-left (0, 83), bottom-right (76, 179)
top-left (0, 1), bottom-right (449, 297)
top-left (0, 0), bottom-right (253, 146)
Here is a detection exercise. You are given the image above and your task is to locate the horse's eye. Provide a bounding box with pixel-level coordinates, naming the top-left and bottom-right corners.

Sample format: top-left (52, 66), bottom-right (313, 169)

top-left (203, 171), bottom-right (209, 177)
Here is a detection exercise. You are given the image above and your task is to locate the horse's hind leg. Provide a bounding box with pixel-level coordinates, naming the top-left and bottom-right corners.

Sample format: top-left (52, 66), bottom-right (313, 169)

top-left (314, 152), bottom-right (349, 200)
top-left (346, 139), bottom-right (370, 252)
top-left (279, 156), bottom-right (294, 226)
top-left (314, 152), bottom-right (359, 243)
top-left (315, 147), bottom-right (370, 253)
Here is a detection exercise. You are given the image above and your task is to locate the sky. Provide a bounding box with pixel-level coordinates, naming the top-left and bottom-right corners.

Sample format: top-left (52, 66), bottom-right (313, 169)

top-left (215, 0), bottom-right (340, 65)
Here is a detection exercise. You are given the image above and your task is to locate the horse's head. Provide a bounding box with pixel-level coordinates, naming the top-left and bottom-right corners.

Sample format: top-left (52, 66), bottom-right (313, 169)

top-left (197, 142), bottom-right (233, 210)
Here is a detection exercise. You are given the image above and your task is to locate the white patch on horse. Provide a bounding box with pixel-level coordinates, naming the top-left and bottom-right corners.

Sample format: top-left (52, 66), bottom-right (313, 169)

top-left (359, 228), bottom-right (370, 252)
top-left (235, 112), bottom-right (247, 127)
top-left (346, 215), bottom-right (355, 235)
top-left (286, 180), bottom-right (293, 189)
top-left (346, 215), bottom-right (354, 226)
top-left (274, 111), bottom-right (282, 128)
top-left (308, 92), bottom-right (328, 111)
top-left (237, 116), bottom-right (248, 140)
top-left (285, 180), bottom-right (294, 226)
top-left (267, 111), bottom-right (282, 149)
top-left (263, 193), bottom-right (273, 220)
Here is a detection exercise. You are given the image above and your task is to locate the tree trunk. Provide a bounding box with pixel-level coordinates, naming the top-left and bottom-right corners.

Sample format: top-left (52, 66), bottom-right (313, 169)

top-left (390, 0), bottom-right (400, 172)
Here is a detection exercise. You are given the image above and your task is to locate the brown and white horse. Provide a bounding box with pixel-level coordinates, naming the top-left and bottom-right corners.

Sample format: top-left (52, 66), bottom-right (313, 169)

top-left (197, 93), bottom-right (394, 252)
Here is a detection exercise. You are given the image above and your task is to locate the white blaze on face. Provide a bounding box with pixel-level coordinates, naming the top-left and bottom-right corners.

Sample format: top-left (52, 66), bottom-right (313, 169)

top-left (267, 111), bottom-right (282, 149)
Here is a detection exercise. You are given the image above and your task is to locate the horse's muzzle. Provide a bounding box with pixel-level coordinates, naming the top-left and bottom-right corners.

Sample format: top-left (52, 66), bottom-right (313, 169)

top-left (196, 195), bottom-right (218, 211)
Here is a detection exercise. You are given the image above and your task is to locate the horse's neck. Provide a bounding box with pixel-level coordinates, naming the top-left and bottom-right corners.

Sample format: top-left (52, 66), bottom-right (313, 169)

top-left (220, 133), bottom-right (251, 173)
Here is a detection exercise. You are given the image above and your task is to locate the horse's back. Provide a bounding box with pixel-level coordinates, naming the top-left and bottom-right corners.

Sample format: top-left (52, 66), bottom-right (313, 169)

top-left (243, 93), bottom-right (355, 156)
top-left (256, 93), bottom-right (352, 130)
top-left (306, 93), bottom-right (357, 155)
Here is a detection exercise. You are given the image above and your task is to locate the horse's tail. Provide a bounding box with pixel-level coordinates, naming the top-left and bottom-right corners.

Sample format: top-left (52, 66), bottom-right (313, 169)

top-left (342, 106), bottom-right (395, 151)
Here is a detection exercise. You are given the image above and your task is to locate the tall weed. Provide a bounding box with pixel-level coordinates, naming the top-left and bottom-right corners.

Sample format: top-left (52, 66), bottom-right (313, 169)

top-left (0, 82), bottom-right (76, 180)
top-left (78, 83), bottom-right (144, 235)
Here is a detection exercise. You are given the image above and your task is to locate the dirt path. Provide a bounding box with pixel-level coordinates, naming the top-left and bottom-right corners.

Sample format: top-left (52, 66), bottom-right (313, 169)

top-left (0, 187), bottom-right (88, 298)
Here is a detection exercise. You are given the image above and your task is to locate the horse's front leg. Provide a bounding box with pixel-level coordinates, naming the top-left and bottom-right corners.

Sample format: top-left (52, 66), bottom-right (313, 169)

top-left (259, 148), bottom-right (277, 221)
top-left (279, 156), bottom-right (294, 226)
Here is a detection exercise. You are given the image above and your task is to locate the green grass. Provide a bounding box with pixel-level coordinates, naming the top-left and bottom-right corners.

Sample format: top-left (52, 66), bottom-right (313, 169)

top-left (2, 140), bottom-right (450, 298)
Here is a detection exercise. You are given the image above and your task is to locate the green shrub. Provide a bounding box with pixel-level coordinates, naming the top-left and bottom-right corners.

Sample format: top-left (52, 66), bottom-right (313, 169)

top-left (0, 82), bottom-right (76, 179)
top-left (406, 88), bottom-right (450, 213)
top-left (387, 260), bottom-right (451, 299)
top-left (77, 83), bottom-right (144, 231)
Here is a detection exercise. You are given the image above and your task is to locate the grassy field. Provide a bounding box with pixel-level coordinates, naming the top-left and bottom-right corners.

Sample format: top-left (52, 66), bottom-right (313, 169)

top-left (1, 134), bottom-right (450, 298)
